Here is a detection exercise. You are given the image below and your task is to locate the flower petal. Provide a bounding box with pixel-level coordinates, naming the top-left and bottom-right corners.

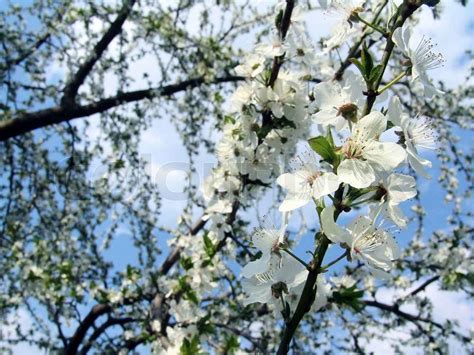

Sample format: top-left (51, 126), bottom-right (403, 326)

top-left (277, 172), bottom-right (307, 192)
top-left (383, 203), bottom-right (407, 228)
top-left (353, 111), bottom-right (387, 142)
top-left (279, 193), bottom-right (311, 212)
top-left (387, 96), bottom-right (403, 127)
top-left (363, 141), bottom-right (406, 170)
top-left (337, 158), bottom-right (376, 188)
top-left (241, 255), bottom-right (271, 279)
top-left (320, 206), bottom-right (351, 245)
top-left (312, 173), bottom-right (340, 199)
top-left (386, 173), bottom-right (417, 203)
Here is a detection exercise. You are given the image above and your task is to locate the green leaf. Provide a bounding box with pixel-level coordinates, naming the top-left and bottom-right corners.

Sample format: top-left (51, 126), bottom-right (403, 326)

top-left (308, 136), bottom-right (337, 164)
top-left (331, 285), bottom-right (365, 312)
top-left (203, 233), bottom-right (216, 258)
top-left (180, 256), bottom-right (194, 271)
top-left (326, 128), bottom-right (335, 147)
top-left (361, 42), bottom-right (374, 78)
top-left (178, 276), bottom-right (200, 305)
top-left (275, 9), bottom-right (284, 29)
top-left (223, 334), bottom-right (240, 353)
top-left (197, 314), bottom-right (214, 335)
top-left (224, 115), bottom-right (235, 125)
top-left (180, 336), bottom-right (201, 355)
top-left (369, 64), bottom-right (383, 84)
top-left (349, 58), bottom-right (364, 75)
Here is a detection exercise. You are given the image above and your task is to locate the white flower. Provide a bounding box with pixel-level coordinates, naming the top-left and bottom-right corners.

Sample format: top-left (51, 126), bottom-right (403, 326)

top-left (388, 96), bottom-right (436, 178)
top-left (321, 206), bottom-right (401, 278)
top-left (241, 215), bottom-right (288, 279)
top-left (286, 274), bottom-right (329, 313)
top-left (287, 34), bottom-right (315, 67)
top-left (325, 0), bottom-right (365, 49)
top-left (392, 24), bottom-right (445, 98)
top-left (277, 152), bottom-right (340, 211)
top-left (229, 82), bottom-right (253, 112)
top-left (255, 34), bottom-right (287, 58)
top-left (311, 72), bottom-right (365, 131)
top-left (242, 253), bottom-right (307, 307)
top-left (337, 111), bottom-right (406, 188)
top-left (311, 275), bottom-right (330, 312)
top-left (235, 53), bottom-right (266, 78)
top-left (377, 173), bottom-right (417, 228)
top-left (331, 275), bottom-right (356, 288)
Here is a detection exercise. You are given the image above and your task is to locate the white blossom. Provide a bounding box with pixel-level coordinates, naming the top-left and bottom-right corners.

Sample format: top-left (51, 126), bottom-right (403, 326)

top-left (377, 173), bottom-right (417, 228)
top-left (241, 215), bottom-right (288, 280)
top-left (242, 254), bottom-right (307, 307)
top-left (337, 111), bottom-right (406, 188)
top-left (392, 23), bottom-right (445, 98)
top-left (277, 152), bottom-right (340, 211)
top-left (235, 53), bottom-right (266, 78)
top-left (388, 96), bottom-right (436, 178)
top-left (255, 34), bottom-right (287, 58)
top-left (325, 0), bottom-right (365, 50)
top-left (310, 72), bottom-right (366, 131)
top-left (321, 206), bottom-right (401, 278)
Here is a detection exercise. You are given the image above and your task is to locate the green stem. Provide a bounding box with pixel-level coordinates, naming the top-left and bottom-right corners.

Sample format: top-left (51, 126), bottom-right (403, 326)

top-left (277, 186), bottom-right (345, 355)
top-left (321, 250), bottom-right (349, 271)
top-left (363, 1), bottom-right (422, 115)
top-left (356, 14), bottom-right (388, 36)
top-left (378, 72), bottom-right (406, 94)
top-left (282, 248), bottom-right (309, 269)
top-left (349, 197), bottom-right (374, 208)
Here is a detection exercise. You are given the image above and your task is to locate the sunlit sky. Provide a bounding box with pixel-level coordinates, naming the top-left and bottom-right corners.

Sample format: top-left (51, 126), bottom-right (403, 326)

top-left (3, 0), bottom-right (473, 353)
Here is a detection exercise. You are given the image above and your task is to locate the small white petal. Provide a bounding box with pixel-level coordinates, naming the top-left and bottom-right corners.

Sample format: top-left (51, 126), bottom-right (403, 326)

top-left (353, 111), bottom-right (387, 142)
top-left (338, 159), bottom-right (376, 188)
top-left (363, 141), bottom-right (406, 170)
top-left (312, 173), bottom-right (340, 199)
top-left (320, 206), bottom-right (351, 245)
top-left (387, 96), bottom-right (403, 126)
top-left (384, 203), bottom-right (407, 228)
top-left (386, 173), bottom-right (417, 203)
top-left (241, 255), bottom-right (270, 279)
top-left (279, 193), bottom-right (311, 212)
top-left (277, 172), bottom-right (306, 192)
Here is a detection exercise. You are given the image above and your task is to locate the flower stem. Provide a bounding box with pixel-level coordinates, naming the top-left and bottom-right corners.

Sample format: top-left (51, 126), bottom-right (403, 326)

top-left (378, 72), bottom-right (406, 94)
top-left (282, 248), bottom-right (310, 269)
top-left (356, 14), bottom-right (388, 36)
top-left (349, 197), bottom-right (374, 208)
top-left (321, 250), bottom-right (349, 271)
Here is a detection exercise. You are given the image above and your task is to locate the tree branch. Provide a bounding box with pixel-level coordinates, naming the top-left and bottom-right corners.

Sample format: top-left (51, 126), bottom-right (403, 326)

top-left (78, 317), bottom-right (136, 355)
top-left (364, 299), bottom-right (471, 343)
top-left (61, 0), bottom-right (137, 105)
top-left (64, 304), bottom-right (112, 355)
top-left (3, 32), bottom-right (51, 71)
top-left (0, 75), bottom-right (243, 141)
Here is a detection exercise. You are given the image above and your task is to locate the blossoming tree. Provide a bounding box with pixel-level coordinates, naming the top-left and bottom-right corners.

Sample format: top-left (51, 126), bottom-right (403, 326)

top-left (0, 0), bottom-right (472, 354)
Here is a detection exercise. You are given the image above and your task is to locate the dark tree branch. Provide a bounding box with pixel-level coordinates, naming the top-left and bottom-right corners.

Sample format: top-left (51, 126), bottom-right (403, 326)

top-left (277, 186), bottom-right (348, 354)
top-left (61, 0), bottom-right (137, 105)
top-left (3, 32), bottom-right (51, 71)
top-left (399, 275), bottom-right (440, 302)
top-left (267, 0), bottom-right (295, 87)
top-left (364, 299), bottom-right (471, 343)
top-left (78, 317), bottom-right (136, 355)
top-left (64, 304), bottom-right (112, 355)
top-left (0, 75), bottom-right (244, 141)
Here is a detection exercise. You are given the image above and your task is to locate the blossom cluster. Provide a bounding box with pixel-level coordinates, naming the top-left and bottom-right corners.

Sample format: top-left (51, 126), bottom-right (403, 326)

top-left (158, 0), bottom-right (445, 349)
top-left (236, 0), bottom-right (442, 317)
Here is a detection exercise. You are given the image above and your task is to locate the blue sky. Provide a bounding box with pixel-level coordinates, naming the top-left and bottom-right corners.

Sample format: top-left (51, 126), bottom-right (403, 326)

top-left (2, 0), bottom-right (473, 353)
